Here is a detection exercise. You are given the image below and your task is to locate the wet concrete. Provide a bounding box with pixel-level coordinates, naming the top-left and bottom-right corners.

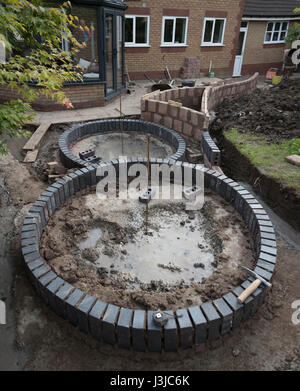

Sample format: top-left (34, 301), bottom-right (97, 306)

top-left (71, 132), bottom-right (175, 161)
top-left (79, 203), bottom-right (216, 287)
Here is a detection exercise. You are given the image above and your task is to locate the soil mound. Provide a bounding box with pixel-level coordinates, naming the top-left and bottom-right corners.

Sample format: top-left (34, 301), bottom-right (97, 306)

top-left (210, 78), bottom-right (300, 143)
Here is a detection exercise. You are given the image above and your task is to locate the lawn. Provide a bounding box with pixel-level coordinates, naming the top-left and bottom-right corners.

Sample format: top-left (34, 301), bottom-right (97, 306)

top-left (224, 128), bottom-right (300, 194)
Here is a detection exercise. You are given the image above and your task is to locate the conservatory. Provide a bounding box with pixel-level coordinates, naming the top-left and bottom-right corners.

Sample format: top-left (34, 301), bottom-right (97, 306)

top-left (70, 0), bottom-right (127, 101)
top-left (0, 0), bottom-right (128, 111)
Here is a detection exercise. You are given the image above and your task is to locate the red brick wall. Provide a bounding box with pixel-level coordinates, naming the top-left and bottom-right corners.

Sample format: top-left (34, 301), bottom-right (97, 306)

top-left (125, 0), bottom-right (245, 80)
top-left (0, 83), bottom-right (105, 111)
top-left (141, 73), bottom-right (259, 141)
top-left (242, 20), bottom-right (292, 75)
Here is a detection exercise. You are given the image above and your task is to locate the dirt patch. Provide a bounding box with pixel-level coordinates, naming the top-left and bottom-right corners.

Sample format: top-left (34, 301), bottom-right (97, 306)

top-left (0, 153), bottom-right (45, 207)
top-left (210, 78), bottom-right (300, 144)
top-left (40, 187), bottom-right (255, 310)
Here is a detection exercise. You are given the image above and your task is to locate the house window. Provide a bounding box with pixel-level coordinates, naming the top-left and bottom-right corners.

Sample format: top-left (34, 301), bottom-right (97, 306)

top-left (161, 16), bottom-right (188, 46)
top-left (125, 15), bottom-right (150, 46)
top-left (202, 18), bottom-right (226, 46)
top-left (264, 21), bottom-right (289, 44)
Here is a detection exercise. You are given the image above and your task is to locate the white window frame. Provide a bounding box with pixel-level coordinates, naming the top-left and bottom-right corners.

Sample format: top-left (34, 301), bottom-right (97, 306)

top-left (264, 21), bottom-right (289, 44)
top-left (161, 16), bottom-right (189, 47)
top-left (125, 15), bottom-right (150, 47)
top-left (201, 17), bottom-right (226, 46)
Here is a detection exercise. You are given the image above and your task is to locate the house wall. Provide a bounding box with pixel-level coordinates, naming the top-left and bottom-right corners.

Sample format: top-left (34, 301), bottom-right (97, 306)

top-left (125, 0), bottom-right (246, 80)
top-left (242, 20), bottom-right (290, 74)
top-left (0, 83), bottom-right (105, 111)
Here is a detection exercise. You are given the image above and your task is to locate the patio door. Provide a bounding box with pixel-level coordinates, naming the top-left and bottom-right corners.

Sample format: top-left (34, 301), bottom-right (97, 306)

top-left (233, 24), bottom-right (248, 77)
top-left (104, 10), bottom-right (125, 98)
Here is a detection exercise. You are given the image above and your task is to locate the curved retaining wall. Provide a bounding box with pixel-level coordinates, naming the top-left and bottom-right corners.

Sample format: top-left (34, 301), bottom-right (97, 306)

top-left (59, 119), bottom-right (186, 169)
top-left (201, 73), bottom-right (259, 115)
top-left (141, 73), bottom-right (259, 167)
top-left (21, 160), bottom-right (277, 352)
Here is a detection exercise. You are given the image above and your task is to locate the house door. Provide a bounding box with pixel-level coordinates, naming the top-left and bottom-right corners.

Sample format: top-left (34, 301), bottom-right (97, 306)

top-left (233, 24), bottom-right (248, 77)
top-left (104, 10), bottom-right (125, 98)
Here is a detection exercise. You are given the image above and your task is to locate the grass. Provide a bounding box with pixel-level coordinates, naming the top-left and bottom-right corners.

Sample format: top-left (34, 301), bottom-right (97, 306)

top-left (224, 128), bottom-right (300, 194)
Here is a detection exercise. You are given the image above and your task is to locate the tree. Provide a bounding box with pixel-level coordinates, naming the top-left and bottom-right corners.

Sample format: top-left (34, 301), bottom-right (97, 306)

top-left (285, 8), bottom-right (300, 46)
top-left (0, 0), bottom-right (84, 155)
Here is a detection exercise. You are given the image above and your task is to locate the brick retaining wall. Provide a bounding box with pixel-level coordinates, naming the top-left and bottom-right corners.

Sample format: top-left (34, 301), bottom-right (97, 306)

top-left (141, 73), bottom-right (259, 166)
top-left (201, 72), bottom-right (259, 115)
top-left (141, 87), bottom-right (208, 142)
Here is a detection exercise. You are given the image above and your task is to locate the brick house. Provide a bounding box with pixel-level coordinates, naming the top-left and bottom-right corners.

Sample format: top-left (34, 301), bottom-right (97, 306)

top-left (240, 0), bottom-right (300, 75)
top-left (1, 0), bottom-right (299, 111)
top-left (125, 0), bottom-right (245, 79)
top-left (124, 0), bottom-right (300, 79)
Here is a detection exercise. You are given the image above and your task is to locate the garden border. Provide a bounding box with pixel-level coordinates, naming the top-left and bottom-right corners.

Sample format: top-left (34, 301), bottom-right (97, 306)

top-left (21, 159), bottom-right (277, 352)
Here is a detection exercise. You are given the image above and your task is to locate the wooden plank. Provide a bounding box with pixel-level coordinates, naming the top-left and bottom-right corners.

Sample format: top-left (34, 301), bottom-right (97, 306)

top-left (23, 149), bottom-right (39, 163)
top-left (23, 121), bottom-right (51, 151)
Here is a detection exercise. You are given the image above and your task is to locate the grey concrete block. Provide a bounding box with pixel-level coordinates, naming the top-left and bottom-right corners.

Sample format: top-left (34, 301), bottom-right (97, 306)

top-left (175, 308), bottom-right (193, 349)
top-left (260, 231), bottom-right (276, 241)
top-left (147, 311), bottom-right (162, 352)
top-left (257, 259), bottom-right (275, 272)
top-left (21, 238), bottom-right (37, 247)
top-left (242, 279), bottom-right (262, 315)
top-left (33, 201), bottom-right (49, 222)
top-left (223, 292), bottom-right (244, 329)
top-left (201, 302), bottom-right (221, 340)
top-left (261, 239), bottom-right (277, 247)
top-left (77, 295), bottom-right (97, 334)
top-left (213, 298), bottom-right (233, 335)
top-left (132, 310), bottom-right (146, 352)
top-left (102, 304), bottom-right (120, 345)
top-left (55, 283), bottom-right (74, 318)
top-left (26, 258), bottom-right (44, 271)
top-left (21, 230), bottom-right (38, 240)
top-left (51, 183), bottom-right (65, 205)
top-left (259, 252), bottom-right (276, 264)
top-left (163, 311), bottom-right (178, 352)
top-left (24, 251), bottom-right (40, 263)
top-left (88, 300), bottom-right (107, 341)
top-left (68, 173), bottom-right (80, 192)
top-left (188, 306), bottom-right (207, 344)
top-left (22, 244), bottom-right (38, 255)
top-left (56, 178), bottom-right (70, 200)
top-left (41, 191), bottom-right (56, 212)
top-left (47, 186), bottom-right (61, 208)
top-left (38, 271), bottom-right (57, 302)
top-left (65, 289), bottom-right (84, 326)
top-left (232, 286), bottom-right (254, 321)
top-left (37, 195), bottom-right (53, 216)
top-left (46, 277), bottom-right (65, 313)
top-left (74, 170), bottom-right (86, 190)
top-left (117, 308), bottom-right (133, 350)
top-left (254, 266), bottom-right (273, 281)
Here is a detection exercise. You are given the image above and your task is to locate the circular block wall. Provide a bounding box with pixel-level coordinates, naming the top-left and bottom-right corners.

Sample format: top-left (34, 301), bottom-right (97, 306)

top-left (21, 160), bottom-right (277, 352)
top-left (59, 119), bottom-right (186, 169)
